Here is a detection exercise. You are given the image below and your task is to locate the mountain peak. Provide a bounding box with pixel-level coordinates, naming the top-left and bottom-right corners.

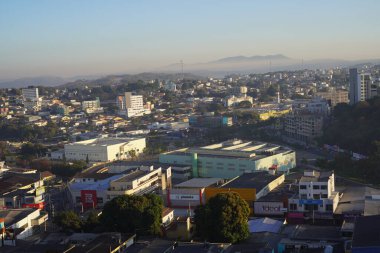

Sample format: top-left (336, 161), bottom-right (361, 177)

top-left (213, 54), bottom-right (289, 63)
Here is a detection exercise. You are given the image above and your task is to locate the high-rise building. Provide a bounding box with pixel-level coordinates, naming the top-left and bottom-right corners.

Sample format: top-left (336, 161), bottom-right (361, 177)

top-left (82, 97), bottom-right (104, 114)
top-left (116, 92), bottom-right (151, 117)
top-left (349, 68), bottom-right (376, 104)
top-left (22, 87), bottom-right (41, 112)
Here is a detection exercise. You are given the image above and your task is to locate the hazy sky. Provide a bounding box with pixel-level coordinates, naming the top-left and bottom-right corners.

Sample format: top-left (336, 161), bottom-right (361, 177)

top-left (1, 0), bottom-right (380, 79)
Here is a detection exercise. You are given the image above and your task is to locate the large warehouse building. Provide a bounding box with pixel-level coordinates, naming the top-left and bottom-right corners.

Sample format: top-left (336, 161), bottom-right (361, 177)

top-left (159, 139), bottom-right (296, 179)
top-left (64, 137), bottom-right (146, 162)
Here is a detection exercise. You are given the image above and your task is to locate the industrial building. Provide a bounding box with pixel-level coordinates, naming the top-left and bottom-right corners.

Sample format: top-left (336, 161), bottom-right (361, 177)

top-left (159, 139), bottom-right (296, 179)
top-left (64, 137), bottom-right (146, 162)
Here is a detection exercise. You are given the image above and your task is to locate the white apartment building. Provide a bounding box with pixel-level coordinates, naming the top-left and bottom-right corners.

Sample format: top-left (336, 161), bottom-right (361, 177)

top-left (82, 97), bottom-right (104, 114)
top-left (64, 137), bottom-right (146, 162)
top-left (288, 170), bottom-right (339, 213)
top-left (22, 87), bottom-right (41, 112)
top-left (349, 68), bottom-right (377, 104)
top-left (116, 92), bottom-right (151, 117)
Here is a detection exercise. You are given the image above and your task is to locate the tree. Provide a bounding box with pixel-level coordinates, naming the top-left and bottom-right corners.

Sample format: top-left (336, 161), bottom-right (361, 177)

top-left (194, 192), bottom-right (250, 243)
top-left (83, 211), bottom-right (101, 232)
top-left (100, 194), bottom-right (163, 236)
top-left (54, 211), bottom-right (83, 232)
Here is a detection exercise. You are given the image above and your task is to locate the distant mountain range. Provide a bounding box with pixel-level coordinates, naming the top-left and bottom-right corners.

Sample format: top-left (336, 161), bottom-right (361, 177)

top-left (59, 72), bottom-right (206, 89)
top-left (2, 54), bottom-right (380, 88)
top-left (211, 54), bottom-right (289, 63)
top-left (161, 54), bottom-right (380, 76)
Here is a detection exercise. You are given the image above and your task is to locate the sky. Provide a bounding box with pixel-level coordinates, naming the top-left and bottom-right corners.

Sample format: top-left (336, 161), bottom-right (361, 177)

top-left (1, 0), bottom-right (380, 79)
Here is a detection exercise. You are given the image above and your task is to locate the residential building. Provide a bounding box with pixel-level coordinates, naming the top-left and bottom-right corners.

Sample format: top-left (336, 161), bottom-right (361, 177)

top-left (315, 87), bottom-right (349, 107)
top-left (288, 170), bottom-right (339, 214)
top-left (284, 112), bottom-right (324, 143)
top-left (22, 87), bottom-right (41, 112)
top-left (82, 97), bottom-right (104, 114)
top-left (0, 170), bottom-right (47, 210)
top-left (349, 68), bottom-right (376, 104)
top-left (159, 139), bottom-right (296, 179)
top-left (116, 92), bottom-right (151, 117)
top-left (284, 98), bottom-right (329, 143)
top-left (64, 137), bottom-right (146, 162)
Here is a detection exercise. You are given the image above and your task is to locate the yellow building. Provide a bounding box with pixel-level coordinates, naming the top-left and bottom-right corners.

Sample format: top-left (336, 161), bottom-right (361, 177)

top-left (204, 172), bottom-right (285, 215)
top-left (258, 109), bottom-right (291, 121)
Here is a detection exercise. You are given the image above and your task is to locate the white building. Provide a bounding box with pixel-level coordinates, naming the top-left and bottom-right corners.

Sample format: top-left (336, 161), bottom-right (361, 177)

top-left (288, 170), bottom-right (339, 213)
top-left (82, 97), bottom-right (104, 114)
top-left (22, 87), bottom-right (41, 112)
top-left (116, 92), bottom-right (151, 117)
top-left (224, 86), bottom-right (253, 107)
top-left (68, 164), bottom-right (171, 209)
top-left (0, 208), bottom-right (48, 244)
top-left (64, 137), bottom-right (146, 162)
top-left (349, 68), bottom-right (377, 104)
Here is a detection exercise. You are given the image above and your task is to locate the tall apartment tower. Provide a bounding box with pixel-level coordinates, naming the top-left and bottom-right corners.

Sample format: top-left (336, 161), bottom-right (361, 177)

top-left (116, 92), bottom-right (149, 117)
top-left (22, 87), bottom-right (41, 112)
top-left (349, 68), bottom-right (374, 104)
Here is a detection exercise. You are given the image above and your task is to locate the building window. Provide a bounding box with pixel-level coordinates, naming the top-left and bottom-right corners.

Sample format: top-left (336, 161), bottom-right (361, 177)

top-left (321, 194), bottom-right (328, 198)
top-left (321, 185), bottom-right (327, 190)
top-left (300, 185), bottom-right (307, 189)
top-left (301, 194), bottom-right (307, 199)
top-left (313, 194), bottom-right (320, 199)
top-left (326, 204), bottom-right (333, 211)
top-left (289, 203), bottom-right (297, 210)
top-left (313, 185), bottom-right (320, 190)
top-left (76, 197), bottom-right (81, 203)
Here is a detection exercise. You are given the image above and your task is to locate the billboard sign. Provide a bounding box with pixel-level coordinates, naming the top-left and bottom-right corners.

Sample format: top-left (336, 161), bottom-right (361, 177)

top-left (299, 199), bottom-right (323, 205)
top-left (80, 190), bottom-right (97, 208)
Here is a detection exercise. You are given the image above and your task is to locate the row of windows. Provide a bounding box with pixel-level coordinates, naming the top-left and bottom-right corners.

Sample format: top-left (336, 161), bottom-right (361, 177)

top-left (300, 185), bottom-right (327, 190)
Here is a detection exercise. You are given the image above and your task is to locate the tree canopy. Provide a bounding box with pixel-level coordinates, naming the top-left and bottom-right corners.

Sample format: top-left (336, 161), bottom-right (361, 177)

top-left (194, 192), bottom-right (250, 243)
top-left (319, 97), bottom-right (380, 155)
top-left (100, 194), bottom-right (163, 236)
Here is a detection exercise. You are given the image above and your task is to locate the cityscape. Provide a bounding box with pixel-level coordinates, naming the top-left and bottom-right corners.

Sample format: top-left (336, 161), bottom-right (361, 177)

top-left (1, 1), bottom-right (380, 253)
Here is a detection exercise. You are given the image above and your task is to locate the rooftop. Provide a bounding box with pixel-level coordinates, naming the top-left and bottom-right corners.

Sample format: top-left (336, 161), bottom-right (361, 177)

top-left (162, 139), bottom-right (294, 161)
top-left (174, 177), bottom-right (224, 189)
top-left (299, 170), bottom-right (333, 183)
top-left (0, 208), bottom-right (37, 226)
top-left (352, 215), bottom-right (380, 248)
top-left (114, 169), bottom-right (148, 182)
top-left (66, 137), bottom-right (144, 147)
top-left (221, 172), bottom-right (282, 191)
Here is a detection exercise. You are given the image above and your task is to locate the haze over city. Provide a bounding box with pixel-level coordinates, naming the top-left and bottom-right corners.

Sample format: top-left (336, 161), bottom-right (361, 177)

top-left (1, 0), bottom-right (380, 79)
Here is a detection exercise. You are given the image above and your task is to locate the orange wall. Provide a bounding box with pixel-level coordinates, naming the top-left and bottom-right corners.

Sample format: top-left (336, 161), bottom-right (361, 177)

top-left (204, 187), bottom-right (256, 214)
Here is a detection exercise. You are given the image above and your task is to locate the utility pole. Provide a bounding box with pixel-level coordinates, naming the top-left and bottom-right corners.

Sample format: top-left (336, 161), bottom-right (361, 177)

top-left (180, 60), bottom-right (184, 81)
